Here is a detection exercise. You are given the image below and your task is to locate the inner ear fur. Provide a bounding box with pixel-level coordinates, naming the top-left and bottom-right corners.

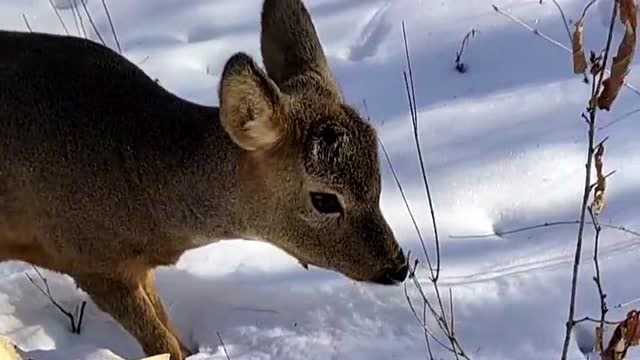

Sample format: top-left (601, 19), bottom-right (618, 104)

top-left (219, 52), bottom-right (287, 151)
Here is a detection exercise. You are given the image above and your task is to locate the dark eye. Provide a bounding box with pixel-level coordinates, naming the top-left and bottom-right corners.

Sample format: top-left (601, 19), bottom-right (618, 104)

top-left (310, 192), bottom-right (343, 215)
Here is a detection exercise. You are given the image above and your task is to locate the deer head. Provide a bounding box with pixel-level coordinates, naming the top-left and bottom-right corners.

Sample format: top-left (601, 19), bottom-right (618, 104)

top-left (218, 0), bottom-right (407, 284)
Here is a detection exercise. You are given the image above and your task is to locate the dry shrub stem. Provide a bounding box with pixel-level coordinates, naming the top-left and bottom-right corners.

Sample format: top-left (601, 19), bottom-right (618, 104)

top-left (217, 332), bottom-right (231, 360)
top-left (80, 0), bottom-right (106, 47)
top-left (25, 266), bottom-right (87, 334)
top-left (455, 29), bottom-right (477, 73)
top-left (549, 0), bottom-right (573, 43)
top-left (589, 206), bottom-right (608, 352)
top-left (47, 0), bottom-right (70, 35)
top-left (449, 220), bottom-right (640, 240)
top-left (384, 21), bottom-right (469, 359)
top-left (21, 14), bottom-right (33, 33)
top-left (69, 0), bottom-right (82, 38)
top-left (560, 1), bottom-right (619, 359)
top-left (401, 21), bottom-right (441, 282)
top-left (491, 3), bottom-right (640, 97)
top-left (72, 0), bottom-right (88, 38)
top-left (101, 0), bottom-right (122, 53)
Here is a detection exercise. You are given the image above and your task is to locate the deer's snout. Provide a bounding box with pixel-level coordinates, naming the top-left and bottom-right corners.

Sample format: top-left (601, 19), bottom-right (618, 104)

top-left (369, 250), bottom-right (408, 285)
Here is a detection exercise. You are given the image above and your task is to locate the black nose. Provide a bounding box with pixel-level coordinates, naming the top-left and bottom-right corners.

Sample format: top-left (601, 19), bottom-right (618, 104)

top-left (391, 263), bottom-right (409, 282)
top-left (370, 263), bottom-right (409, 285)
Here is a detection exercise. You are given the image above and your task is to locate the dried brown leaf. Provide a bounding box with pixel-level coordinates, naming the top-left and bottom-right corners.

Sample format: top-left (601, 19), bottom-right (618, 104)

top-left (573, 21), bottom-right (588, 74)
top-left (602, 310), bottom-right (640, 360)
top-left (591, 144), bottom-right (607, 215)
top-left (620, 0), bottom-right (638, 30)
top-left (598, 0), bottom-right (637, 110)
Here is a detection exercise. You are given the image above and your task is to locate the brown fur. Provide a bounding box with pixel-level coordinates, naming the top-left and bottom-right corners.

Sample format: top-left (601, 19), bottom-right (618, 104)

top-left (0, 1), bottom-right (407, 359)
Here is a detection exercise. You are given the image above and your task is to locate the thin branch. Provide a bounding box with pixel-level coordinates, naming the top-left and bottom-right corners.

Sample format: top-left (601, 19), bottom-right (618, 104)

top-left (455, 29), bottom-right (477, 73)
top-left (589, 207), bottom-right (608, 352)
top-left (379, 139), bottom-right (434, 272)
top-left (69, 0), bottom-right (82, 37)
top-left (25, 267), bottom-right (86, 334)
top-left (450, 220), bottom-right (640, 239)
top-left (408, 262), bottom-right (469, 359)
top-left (573, 316), bottom-right (620, 326)
top-left (614, 297), bottom-right (640, 309)
top-left (47, 0), bottom-right (70, 35)
top-left (75, 301), bottom-right (87, 334)
top-left (73, 0), bottom-right (88, 39)
top-left (449, 288), bottom-right (456, 338)
top-left (101, 0), bottom-right (122, 53)
top-left (217, 332), bottom-right (231, 360)
top-left (491, 4), bottom-right (640, 97)
top-left (599, 107), bottom-right (640, 130)
top-left (578, 0), bottom-right (599, 25)
top-left (549, 0), bottom-right (573, 43)
top-left (589, 169), bottom-right (616, 189)
top-left (403, 269), bottom-right (462, 355)
top-left (492, 4), bottom-right (568, 49)
top-left (21, 14), bottom-right (33, 33)
top-left (402, 21), bottom-right (442, 281)
top-left (422, 298), bottom-right (435, 360)
top-left (560, 1), bottom-right (618, 358)
top-left (80, 0), bottom-right (106, 46)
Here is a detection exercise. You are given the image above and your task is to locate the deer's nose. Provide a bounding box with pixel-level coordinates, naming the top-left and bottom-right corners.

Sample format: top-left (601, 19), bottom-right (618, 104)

top-left (390, 263), bottom-right (409, 282)
top-left (370, 263), bottom-right (409, 285)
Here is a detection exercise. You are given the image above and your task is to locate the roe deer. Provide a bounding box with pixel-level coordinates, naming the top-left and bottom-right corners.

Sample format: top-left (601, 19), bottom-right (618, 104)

top-left (0, 0), bottom-right (408, 358)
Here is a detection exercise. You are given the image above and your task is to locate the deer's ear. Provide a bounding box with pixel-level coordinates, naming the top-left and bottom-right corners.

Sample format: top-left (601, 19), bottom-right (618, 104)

top-left (261, 0), bottom-right (341, 99)
top-left (219, 53), bottom-right (286, 151)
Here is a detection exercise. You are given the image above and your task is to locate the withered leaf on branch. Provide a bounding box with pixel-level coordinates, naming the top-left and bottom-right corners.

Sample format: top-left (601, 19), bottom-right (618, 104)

top-left (597, 325), bottom-right (605, 352)
top-left (602, 310), bottom-right (640, 360)
top-left (591, 144), bottom-right (607, 215)
top-left (620, 0), bottom-right (638, 30)
top-left (598, 0), bottom-right (638, 110)
top-left (573, 21), bottom-right (588, 74)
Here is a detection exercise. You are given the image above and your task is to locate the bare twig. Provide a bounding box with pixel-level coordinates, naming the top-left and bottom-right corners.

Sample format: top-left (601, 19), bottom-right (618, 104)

top-left (492, 4), bottom-right (568, 49)
top-left (455, 29), bottom-right (477, 73)
top-left (217, 332), bottom-right (231, 360)
top-left (379, 140), bottom-right (433, 271)
top-left (403, 279), bottom-right (456, 354)
top-left (491, 3), bottom-right (640, 97)
top-left (21, 14), bottom-right (33, 33)
top-left (578, 0), bottom-right (599, 25)
top-left (101, 0), bottom-right (122, 53)
top-left (25, 267), bottom-right (86, 334)
top-left (380, 22), bottom-right (469, 360)
top-left (599, 107), bottom-right (640, 129)
top-left (381, 139), bottom-right (457, 357)
top-left (573, 316), bottom-right (620, 326)
top-left (449, 220), bottom-right (640, 239)
top-left (548, 0), bottom-right (573, 43)
top-left (72, 0), bottom-right (88, 38)
top-left (402, 21), bottom-right (441, 281)
top-left (614, 297), bottom-right (640, 309)
top-left (79, 0), bottom-right (106, 46)
top-left (589, 207), bottom-right (608, 352)
top-left (560, 1), bottom-right (619, 358)
top-left (47, 0), bottom-right (70, 35)
top-left (69, 0), bottom-right (82, 37)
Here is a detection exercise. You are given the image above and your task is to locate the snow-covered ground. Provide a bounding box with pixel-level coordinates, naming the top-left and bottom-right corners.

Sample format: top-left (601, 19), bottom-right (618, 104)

top-left (1, 0), bottom-right (640, 359)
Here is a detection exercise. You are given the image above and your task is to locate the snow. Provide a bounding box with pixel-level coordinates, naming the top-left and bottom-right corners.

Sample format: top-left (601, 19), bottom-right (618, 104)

top-left (1, 0), bottom-right (640, 359)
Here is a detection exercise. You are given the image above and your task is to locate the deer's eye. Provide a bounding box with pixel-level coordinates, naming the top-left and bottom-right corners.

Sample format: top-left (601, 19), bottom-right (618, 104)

top-left (310, 192), bottom-right (342, 215)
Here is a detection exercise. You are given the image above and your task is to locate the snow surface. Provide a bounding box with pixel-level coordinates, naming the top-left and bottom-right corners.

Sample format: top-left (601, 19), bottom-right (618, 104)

top-left (1, 0), bottom-right (640, 359)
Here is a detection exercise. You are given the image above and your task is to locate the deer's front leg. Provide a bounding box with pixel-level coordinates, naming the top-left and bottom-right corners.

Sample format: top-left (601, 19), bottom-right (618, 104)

top-left (142, 270), bottom-right (193, 357)
top-left (74, 273), bottom-right (185, 360)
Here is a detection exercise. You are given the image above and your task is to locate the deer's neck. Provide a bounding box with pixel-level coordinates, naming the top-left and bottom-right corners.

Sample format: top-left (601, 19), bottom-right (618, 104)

top-left (149, 102), bottom-right (246, 248)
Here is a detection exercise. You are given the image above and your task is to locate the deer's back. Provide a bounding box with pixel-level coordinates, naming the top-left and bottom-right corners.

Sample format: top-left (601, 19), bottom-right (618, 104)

top-left (0, 31), bottom-right (229, 269)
